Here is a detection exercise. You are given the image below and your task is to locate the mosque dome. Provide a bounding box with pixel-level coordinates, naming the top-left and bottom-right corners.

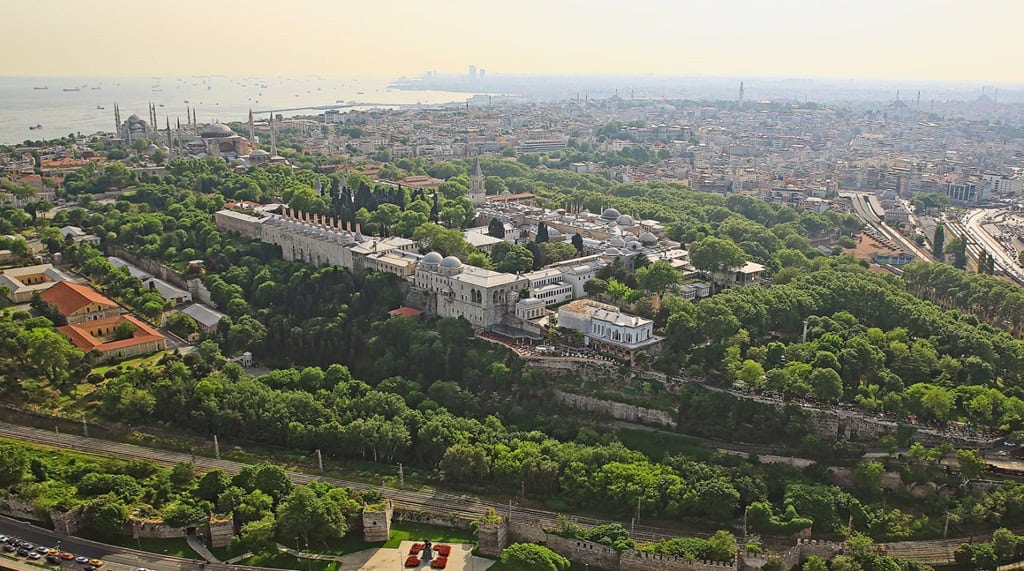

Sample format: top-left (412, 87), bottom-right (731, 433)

top-left (617, 214), bottom-right (634, 226)
top-left (624, 233), bottom-right (639, 242)
top-left (627, 240), bottom-right (643, 252)
top-left (610, 236), bottom-right (626, 248)
top-left (639, 231), bottom-right (658, 245)
top-left (605, 247), bottom-right (622, 256)
top-left (421, 252), bottom-right (443, 265)
top-left (201, 123), bottom-right (235, 138)
top-left (127, 114), bottom-right (144, 123)
top-left (250, 149), bottom-right (269, 156)
top-left (601, 207), bottom-right (621, 221)
top-left (440, 256), bottom-right (463, 270)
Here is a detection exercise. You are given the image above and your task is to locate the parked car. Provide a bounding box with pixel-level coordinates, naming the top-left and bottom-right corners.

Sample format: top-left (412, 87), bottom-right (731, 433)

top-left (17, 547), bottom-right (30, 557)
top-left (89, 559), bottom-right (105, 567)
top-left (2, 544), bottom-right (16, 552)
top-left (46, 554), bottom-right (62, 564)
top-left (75, 556), bottom-right (90, 564)
top-left (28, 552), bottom-right (42, 560)
top-left (84, 566), bottom-right (97, 571)
top-left (36, 546), bottom-right (50, 554)
top-left (60, 552), bottom-right (75, 560)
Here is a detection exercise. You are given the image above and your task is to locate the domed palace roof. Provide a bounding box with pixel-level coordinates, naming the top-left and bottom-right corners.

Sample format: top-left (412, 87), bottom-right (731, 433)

top-left (617, 214), bottom-right (634, 226)
top-left (601, 207), bottom-right (621, 221)
top-left (421, 252), bottom-right (443, 265)
top-left (440, 256), bottom-right (463, 269)
top-left (639, 231), bottom-right (658, 245)
top-left (201, 123), bottom-right (235, 138)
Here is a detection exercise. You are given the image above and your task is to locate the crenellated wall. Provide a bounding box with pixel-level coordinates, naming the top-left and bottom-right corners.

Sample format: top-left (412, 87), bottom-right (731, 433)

top-left (477, 518), bottom-right (508, 558)
top-left (362, 500), bottom-right (394, 542)
top-left (552, 390), bottom-right (677, 429)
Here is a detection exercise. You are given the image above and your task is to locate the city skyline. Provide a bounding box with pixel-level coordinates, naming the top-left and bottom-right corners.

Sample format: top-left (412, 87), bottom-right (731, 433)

top-left (1, 0), bottom-right (1022, 83)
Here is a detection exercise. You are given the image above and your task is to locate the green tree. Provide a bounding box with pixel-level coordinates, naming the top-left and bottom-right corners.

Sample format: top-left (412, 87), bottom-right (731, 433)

top-left (238, 515), bottom-right (277, 554)
top-left (932, 225), bottom-right (945, 259)
top-left (0, 445), bottom-right (28, 487)
top-left (536, 222), bottom-right (550, 243)
top-left (803, 556), bottom-right (828, 571)
top-left (113, 320), bottom-right (138, 341)
top-left (852, 461), bottom-right (885, 498)
top-left (500, 543), bottom-right (570, 571)
top-left (955, 449), bottom-right (987, 480)
top-left (80, 494), bottom-right (130, 538)
top-left (488, 217), bottom-right (506, 238)
top-left (635, 260), bottom-right (681, 293)
top-left (196, 469), bottom-right (231, 503)
top-left (690, 236), bottom-right (747, 286)
top-left (495, 244), bottom-right (534, 274)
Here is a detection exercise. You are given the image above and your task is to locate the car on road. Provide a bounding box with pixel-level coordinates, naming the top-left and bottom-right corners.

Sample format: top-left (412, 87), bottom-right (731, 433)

top-left (89, 558), bottom-right (105, 567)
top-left (75, 556), bottom-right (90, 564)
top-left (60, 552), bottom-right (75, 560)
top-left (46, 555), bottom-right (62, 564)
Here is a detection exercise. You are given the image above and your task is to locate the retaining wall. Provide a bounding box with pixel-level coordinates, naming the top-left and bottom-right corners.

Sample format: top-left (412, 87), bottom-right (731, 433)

top-left (552, 390), bottom-right (677, 429)
top-left (362, 500), bottom-right (394, 542)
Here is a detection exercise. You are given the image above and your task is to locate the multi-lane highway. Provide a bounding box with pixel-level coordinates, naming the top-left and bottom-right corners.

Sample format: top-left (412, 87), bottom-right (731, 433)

top-left (958, 209), bottom-right (1024, 285)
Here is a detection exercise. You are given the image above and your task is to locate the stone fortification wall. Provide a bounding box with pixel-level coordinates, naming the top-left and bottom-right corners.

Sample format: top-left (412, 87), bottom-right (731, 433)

top-left (130, 519), bottom-right (187, 540)
top-left (362, 500), bottom-right (394, 542)
top-left (542, 534), bottom-right (621, 571)
top-left (477, 519), bottom-right (508, 558)
top-left (621, 551), bottom-right (737, 571)
top-left (0, 497), bottom-right (44, 522)
top-left (393, 507), bottom-right (475, 530)
top-left (552, 390), bottom-right (677, 429)
top-left (777, 539), bottom-right (845, 570)
top-left (206, 517), bottom-right (234, 548)
top-left (105, 246), bottom-right (189, 290)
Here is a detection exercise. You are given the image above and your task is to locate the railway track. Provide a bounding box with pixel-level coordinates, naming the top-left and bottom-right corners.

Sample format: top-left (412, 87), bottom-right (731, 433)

top-left (0, 422), bottom-right (731, 547)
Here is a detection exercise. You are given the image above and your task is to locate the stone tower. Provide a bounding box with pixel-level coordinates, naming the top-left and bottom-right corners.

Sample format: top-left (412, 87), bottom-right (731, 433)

top-left (469, 159), bottom-right (486, 207)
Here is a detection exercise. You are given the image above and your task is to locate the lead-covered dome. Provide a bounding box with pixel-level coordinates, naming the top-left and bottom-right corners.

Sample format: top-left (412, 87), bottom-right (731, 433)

top-left (201, 123), bottom-right (235, 138)
top-left (440, 256), bottom-right (463, 269)
top-left (601, 207), bottom-right (621, 221)
top-left (421, 251), bottom-right (443, 265)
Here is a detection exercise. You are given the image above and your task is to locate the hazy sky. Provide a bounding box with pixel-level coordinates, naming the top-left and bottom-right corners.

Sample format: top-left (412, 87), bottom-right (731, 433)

top-left (2, 0), bottom-right (1021, 82)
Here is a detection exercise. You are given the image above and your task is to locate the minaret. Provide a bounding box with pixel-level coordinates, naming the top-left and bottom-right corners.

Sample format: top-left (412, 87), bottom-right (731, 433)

top-left (114, 104), bottom-right (121, 137)
top-left (166, 118), bottom-right (172, 159)
top-left (738, 81), bottom-right (744, 108)
top-left (248, 109), bottom-right (255, 142)
top-left (469, 159), bottom-right (486, 207)
top-left (186, 107), bottom-right (191, 127)
top-left (269, 114), bottom-right (278, 157)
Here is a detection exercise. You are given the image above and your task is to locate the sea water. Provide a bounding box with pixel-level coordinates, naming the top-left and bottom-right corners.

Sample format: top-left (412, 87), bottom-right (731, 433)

top-left (0, 75), bottom-right (477, 145)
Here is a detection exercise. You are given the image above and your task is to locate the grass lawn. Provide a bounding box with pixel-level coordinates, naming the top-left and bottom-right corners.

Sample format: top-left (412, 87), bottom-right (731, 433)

top-left (241, 552), bottom-right (338, 571)
top-left (208, 542), bottom-right (250, 562)
top-left (614, 427), bottom-right (710, 461)
top-left (382, 522), bottom-right (476, 548)
top-left (82, 535), bottom-right (195, 558)
top-left (90, 352), bottom-right (166, 378)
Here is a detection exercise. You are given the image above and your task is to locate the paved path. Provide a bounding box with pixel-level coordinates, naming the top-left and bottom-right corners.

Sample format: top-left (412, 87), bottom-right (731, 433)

top-left (185, 535), bottom-right (218, 563)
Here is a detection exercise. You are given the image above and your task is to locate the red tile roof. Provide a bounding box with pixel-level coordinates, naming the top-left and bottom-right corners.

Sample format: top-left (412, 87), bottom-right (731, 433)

top-left (41, 282), bottom-right (117, 316)
top-left (388, 306), bottom-right (423, 318)
top-left (58, 314), bottom-right (164, 353)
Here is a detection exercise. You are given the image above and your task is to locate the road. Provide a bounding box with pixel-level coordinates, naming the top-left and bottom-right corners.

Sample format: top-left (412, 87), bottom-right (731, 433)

top-left (0, 515), bottom-right (264, 571)
top-left (0, 421), bottom-right (748, 549)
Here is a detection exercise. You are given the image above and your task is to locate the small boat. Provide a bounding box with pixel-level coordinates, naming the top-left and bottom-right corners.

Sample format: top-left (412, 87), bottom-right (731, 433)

top-left (184, 100), bottom-right (189, 103)
top-left (33, 86), bottom-right (48, 90)
top-left (356, 91), bottom-right (365, 95)
top-left (91, 87), bottom-right (101, 90)
top-left (63, 88), bottom-right (80, 92)
top-left (29, 124), bottom-right (42, 130)
top-left (96, 105), bottom-right (105, 110)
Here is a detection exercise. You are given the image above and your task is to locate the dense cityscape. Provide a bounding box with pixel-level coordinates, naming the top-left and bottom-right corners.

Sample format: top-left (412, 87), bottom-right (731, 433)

top-left (2, 3), bottom-right (1024, 571)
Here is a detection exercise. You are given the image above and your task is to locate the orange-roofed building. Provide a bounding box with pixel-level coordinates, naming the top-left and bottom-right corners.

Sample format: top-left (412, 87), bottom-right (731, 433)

top-left (40, 281), bottom-right (121, 324)
top-left (388, 306), bottom-right (422, 319)
top-left (58, 315), bottom-right (166, 361)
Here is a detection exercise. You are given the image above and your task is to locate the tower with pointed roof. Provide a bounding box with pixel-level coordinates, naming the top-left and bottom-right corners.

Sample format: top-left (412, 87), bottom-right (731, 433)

top-left (469, 159), bottom-right (486, 207)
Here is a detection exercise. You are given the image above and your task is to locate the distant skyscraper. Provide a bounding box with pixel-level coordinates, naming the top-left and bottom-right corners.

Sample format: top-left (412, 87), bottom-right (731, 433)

top-left (479, 68), bottom-right (486, 79)
top-left (468, 65), bottom-right (477, 79)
